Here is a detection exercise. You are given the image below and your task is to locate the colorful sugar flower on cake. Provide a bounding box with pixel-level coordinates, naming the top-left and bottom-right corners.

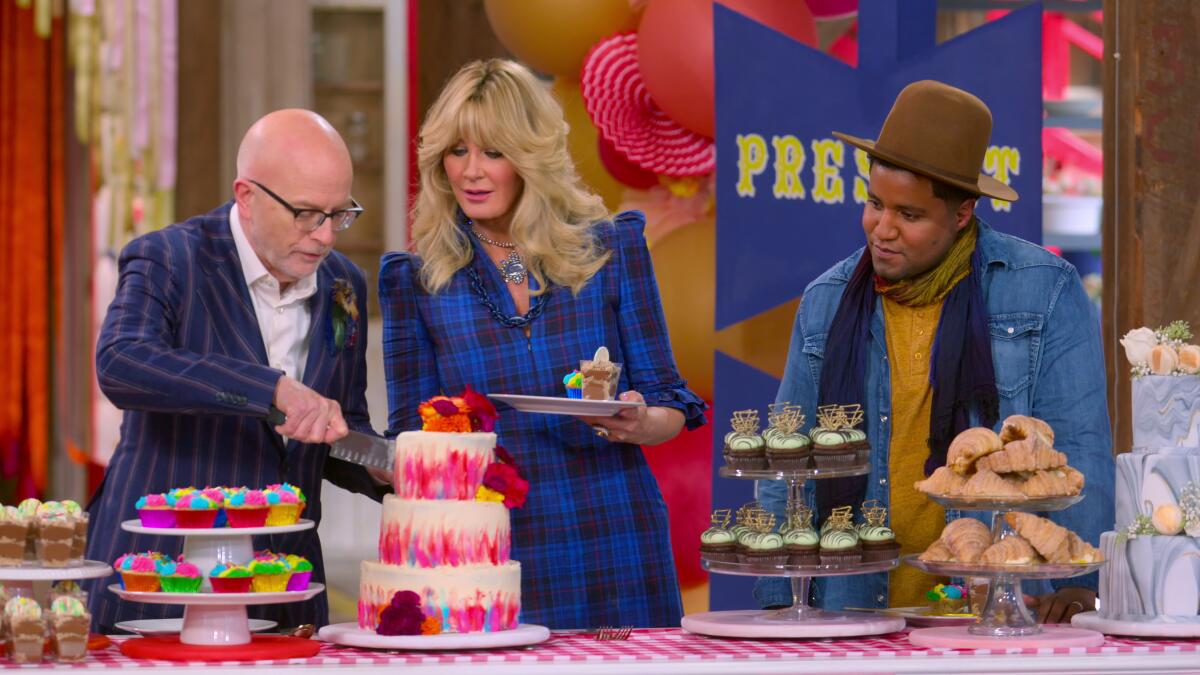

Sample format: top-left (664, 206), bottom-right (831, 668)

top-left (209, 563), bottom-right (253, 593)
top-left (376, 590), bottom-right (427, 636)
top-left (563, 370), bottom-right (583, 399)
top-left (419, 386), bottom-right (498, 433)
top-left (173, 493), bottom-right (219, 528)
top-left (136, 492), bottom-right (177, 528)
top-left (226, 488), bottom-right (270, 528)
top-left (157, 558), bottom-right (203, 593)
top-left (264, 483), bottom-right (306, 526)
top-left (475, 445), bottom-right (529, 509)
top-left (284, 554), bottom-right (313, 591)
top-left (248, 558), bottom-right (292, 593)
top-left (115, 552), bottom-right (163, 592)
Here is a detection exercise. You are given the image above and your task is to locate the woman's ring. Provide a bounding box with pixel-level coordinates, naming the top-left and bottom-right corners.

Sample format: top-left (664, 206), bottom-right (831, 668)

top-left (593, 425), bottom-right (610, 439)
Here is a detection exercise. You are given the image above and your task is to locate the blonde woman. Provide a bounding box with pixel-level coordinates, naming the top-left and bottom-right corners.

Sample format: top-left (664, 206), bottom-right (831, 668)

top-left (379, 59), bottom-right (705, 629)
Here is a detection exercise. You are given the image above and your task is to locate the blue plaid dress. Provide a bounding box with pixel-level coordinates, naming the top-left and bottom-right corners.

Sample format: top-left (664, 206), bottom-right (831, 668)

top-left (379, 211), bottom-right (705, 629)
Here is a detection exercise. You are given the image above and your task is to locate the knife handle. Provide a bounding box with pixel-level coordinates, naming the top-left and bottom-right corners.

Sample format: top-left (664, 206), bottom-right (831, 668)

top-left (266, 405), bottom-right (287, 427)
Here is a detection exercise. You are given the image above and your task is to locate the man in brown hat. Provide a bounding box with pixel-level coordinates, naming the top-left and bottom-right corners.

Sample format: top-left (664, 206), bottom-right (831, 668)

top-left (757, 80), bottom-right (1112, 623)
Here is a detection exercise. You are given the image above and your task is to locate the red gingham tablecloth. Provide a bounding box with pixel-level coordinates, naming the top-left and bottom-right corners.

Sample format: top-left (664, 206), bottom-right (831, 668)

top-left (17, 629), bottom-right (1199, 669)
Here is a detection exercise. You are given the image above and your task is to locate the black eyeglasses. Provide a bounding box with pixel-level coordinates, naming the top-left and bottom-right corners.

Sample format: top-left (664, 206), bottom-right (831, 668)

top-left (249, 179), bottom-right (363, 233)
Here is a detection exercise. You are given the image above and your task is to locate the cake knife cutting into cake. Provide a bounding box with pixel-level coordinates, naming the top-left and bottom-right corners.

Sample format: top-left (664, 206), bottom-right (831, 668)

top-left (330, 430), bottom-right (395, 470)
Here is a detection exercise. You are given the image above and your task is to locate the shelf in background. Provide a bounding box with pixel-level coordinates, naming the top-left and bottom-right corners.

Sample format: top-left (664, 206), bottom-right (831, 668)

top-left (315, 80), bottom-right (384, 94)
top-left (1044, 231), bottom-right (1101, 252)
top-left (1044, 114), bottom-right (1101, 130)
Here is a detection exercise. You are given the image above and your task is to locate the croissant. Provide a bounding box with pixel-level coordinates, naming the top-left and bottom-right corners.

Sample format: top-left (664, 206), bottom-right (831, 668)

top-left (962, 468), bottom-right (1026, 499)
top-left (1003, 512), bottom-right (1068, 560)
top-left (976, 439), bottom-right (1067, 474)
top-left (1045, 531), bottom-right (1103, 564)
top-left (999, 415), bottom-right (1054, 447)
top-left (980, 535), bottom-right (1037, 564)
top-left (1020, 467), bottom-right (1085, 498)
top-left (941, 518), bottom-right (992, 563)
top-left (914, 466), bottom-right (967, 496)
top-left (947, 427), bottom-right (1004, 475)
top-left (918, 540), bottom-right (955, 562)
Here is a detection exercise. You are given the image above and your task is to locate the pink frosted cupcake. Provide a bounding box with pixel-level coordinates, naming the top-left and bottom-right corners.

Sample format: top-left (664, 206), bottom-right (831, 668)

top-left (225, 488), bottom-right (270, 528)
top-left (200, 487), bottom-right (229, 527)
top-left (264, 484), bottom-right (306, 526)
top-left (136, 493), bottom-right (176, 528)
top-left (173, 493), bottom-right (219, 528)
top-left (115, 552), bottom-right (162, 592)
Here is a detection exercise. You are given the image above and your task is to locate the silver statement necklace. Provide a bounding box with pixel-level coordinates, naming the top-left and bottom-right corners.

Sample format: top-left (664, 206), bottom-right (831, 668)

top-left (472, 227), bottom-right (527, 285)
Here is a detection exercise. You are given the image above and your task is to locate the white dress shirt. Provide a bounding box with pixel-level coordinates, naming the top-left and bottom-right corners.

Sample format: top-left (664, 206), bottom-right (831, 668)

top-left (230, 207), bottom-right (318, 382)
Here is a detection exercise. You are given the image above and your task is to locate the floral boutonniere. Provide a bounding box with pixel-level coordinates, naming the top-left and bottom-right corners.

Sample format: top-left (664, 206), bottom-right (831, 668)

top-left (330, 278), bottom-right (359, 353)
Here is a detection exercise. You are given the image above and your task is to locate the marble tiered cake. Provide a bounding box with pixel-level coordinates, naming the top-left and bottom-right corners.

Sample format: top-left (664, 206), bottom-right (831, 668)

top-left (1100, 326), bottom-right (1200, 621)
top-left (358, 395), bottom-right (525, 634)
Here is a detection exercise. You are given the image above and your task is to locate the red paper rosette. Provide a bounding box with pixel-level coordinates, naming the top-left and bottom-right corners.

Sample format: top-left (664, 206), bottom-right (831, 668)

top-left (581, 32), bottom-right (714, 178)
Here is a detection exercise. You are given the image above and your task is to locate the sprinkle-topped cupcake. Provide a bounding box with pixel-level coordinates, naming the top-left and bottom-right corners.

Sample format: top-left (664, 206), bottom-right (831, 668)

top-left (285, 554), bottom-right (313, 591)
top-left (115, 552), bottom-right (162, 592)
top-left (226, 488), bottom-right (270, 528)
top-left (249, 558), bottom-right (293, 593)
top-left (723, 409), bottom-right (766, 470)
top-left (699, 509), bottom-right (737, 563)
top-left (136, 492), bottom-right (177, 528)
top-left (173, 493), bottom-right (219, 528)
top-left (264, 483), bottom-right (306, 526)
top-left (157, 558), bottom-right (203, 593)
top-left (209, 563), bottom-right (254, 593)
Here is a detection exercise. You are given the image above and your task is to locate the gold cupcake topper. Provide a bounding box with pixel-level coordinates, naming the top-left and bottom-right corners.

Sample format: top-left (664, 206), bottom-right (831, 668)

top-left (786, 503), bottom-right (814, 530)
top-left (710, 508), bottom-right (732, 528)
top-left (815, 405), bottom-right (844, 430)
top-left (770, 406), bottom-right (804, 435)
top-left (735, 501), bottom-right (762, 527)
top-left (827, 506), bottom-right (854, 531)
top-left (862, 500), bottom-right (887, 527)
top-left (748, 509), bottom-right (776, 534)
top-left (841, 404), bottom-right (864, 430)
top-left (730, 409), bottom-right (761, 435)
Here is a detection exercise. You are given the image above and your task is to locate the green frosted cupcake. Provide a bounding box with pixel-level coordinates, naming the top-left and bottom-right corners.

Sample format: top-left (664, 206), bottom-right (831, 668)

top-left (157, 559), bottom-right (203, 593)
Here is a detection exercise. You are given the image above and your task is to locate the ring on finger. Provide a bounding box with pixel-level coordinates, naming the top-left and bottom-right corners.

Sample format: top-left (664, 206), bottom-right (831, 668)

top-left (593, 425), bottom-right (610, 439)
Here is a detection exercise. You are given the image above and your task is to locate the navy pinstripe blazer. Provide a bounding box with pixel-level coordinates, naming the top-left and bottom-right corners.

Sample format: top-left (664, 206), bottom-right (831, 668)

top-left (86, 202), bottom-right (385, 631)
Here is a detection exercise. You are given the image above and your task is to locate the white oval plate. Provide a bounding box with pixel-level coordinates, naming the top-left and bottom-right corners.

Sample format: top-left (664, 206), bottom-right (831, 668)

top-left (115, 618), bottom-right (278, 636)
top-left (319, 622), bottom-right (550, 650)
top-left (109, 583), bottom-right (323, 605)
top-left (121, 519), bottom-right (315, 537)
top-left (489, 394), bottom-right (642, 417)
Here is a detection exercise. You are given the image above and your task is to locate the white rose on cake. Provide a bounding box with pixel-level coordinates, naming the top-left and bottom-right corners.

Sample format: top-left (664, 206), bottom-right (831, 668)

top-left (1120, 327), bottom-right (1158, 367)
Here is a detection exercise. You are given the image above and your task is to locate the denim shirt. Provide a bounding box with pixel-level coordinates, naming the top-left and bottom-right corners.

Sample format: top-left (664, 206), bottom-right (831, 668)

top-left (754, 221), bottom-right (1114, 610)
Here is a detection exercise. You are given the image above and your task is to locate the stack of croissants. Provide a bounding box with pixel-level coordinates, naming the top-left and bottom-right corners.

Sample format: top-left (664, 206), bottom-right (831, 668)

top-left (919, 513), bottom-right (1103, 565)
top-left (914, 415), bottom-right (1084, 500)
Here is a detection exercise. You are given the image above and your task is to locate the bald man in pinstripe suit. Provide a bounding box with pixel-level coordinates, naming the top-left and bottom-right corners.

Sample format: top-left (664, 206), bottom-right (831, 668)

top-left (87, 110), bottom-right (389, 632)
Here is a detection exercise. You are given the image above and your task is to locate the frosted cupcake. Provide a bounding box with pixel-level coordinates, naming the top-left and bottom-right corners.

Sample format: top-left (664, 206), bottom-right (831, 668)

top-left (285, 554), bottom-right (313, 591)
top-left (136, 492), bottom-right (176, 528)
top-left (17, 498), bottom-right (40, 559)
top-left (858, 501), bottom-right (900, 563)
top-left (158, 558), bottom-right (203, 593)
top-left (699, 509), bottom-right (737, 563)
top-left (173, 493), bottom-right (219, 528)
top-left (210, 563), bottom-right (253, 593)
top-left (249, 558), bottom-right (292, 592)
top-left (781, 507), bottom-right (819, 566)
top-left (563, 370), bottom-right (583, 399)
top-left (200, 487), bottom-right (229, 527)
top-left (5, 596), bottom-right (44, 664)
top-left (264, 484), bottom-right (306, 526)
top-left (115, 552), bottom-right (162, 592)
top-left (48, 595), bottom-right (89, 662)
top-left (723, 410), bottom-right (766, 470)
top-left (818, 506), bottom-right (861, 566)
top-left (0, 505), bottom-right (30, 566)
top-left (764, 405), bottom-right (811, 471)
top-left (225, 488), bottom-right (270, 528)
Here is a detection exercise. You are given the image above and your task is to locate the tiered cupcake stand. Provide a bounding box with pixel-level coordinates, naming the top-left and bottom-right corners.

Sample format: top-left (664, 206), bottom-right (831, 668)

top-left (903, 494), bottom-right (1106, 648)
top-left (681, 458), bottom-right (906, 638)
top-left (111, 519), bottom-right (323, 659)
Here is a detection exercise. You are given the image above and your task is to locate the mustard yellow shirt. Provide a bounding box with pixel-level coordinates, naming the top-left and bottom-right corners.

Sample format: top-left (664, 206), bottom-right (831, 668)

top-left (882, 296), bottom-right (949, 607)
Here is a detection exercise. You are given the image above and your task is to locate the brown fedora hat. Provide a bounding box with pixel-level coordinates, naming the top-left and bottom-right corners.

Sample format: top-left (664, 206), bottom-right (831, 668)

top-left (833, 80), bottom-right (1018, 202)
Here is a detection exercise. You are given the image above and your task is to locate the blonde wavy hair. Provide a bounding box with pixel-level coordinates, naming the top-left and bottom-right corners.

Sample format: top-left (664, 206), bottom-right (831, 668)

top-left (410, 59), bottom-right (612, 295)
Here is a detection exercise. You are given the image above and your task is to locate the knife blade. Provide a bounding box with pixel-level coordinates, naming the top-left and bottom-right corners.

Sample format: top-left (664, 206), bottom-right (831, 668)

top-left (330, 429), bottom-right (395, 470)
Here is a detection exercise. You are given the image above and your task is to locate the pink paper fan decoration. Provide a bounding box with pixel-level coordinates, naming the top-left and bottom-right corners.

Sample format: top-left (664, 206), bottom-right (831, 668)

top-left (581, 32), bottom-right (714, 178)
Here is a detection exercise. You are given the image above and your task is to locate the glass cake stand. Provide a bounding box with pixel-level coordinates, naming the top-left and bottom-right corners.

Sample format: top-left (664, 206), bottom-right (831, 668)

top-left (117, 519), bottom-right (322, 648)
top-left (902, 494), bottom-right (1106, 648)
top-left (682, 460), bottom-right (906, 639)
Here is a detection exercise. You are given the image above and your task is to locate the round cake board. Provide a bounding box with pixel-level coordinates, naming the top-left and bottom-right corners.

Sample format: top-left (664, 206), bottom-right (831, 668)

top-left (1073, 611), bottom-right (1200, 638)
top-left (119, 635), bottom-right (320, 661)
top-left (318, 622), bottom-right (550, 650)
top-left (908, 624), bottom-right (1105, 648)
top-left (681, 610), bottom-right (905, 639)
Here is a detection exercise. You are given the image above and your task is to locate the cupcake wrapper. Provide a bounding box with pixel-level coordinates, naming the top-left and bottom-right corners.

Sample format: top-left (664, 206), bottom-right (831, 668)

top-left (566, 389), bottom-right (582, 399)
top-left (122, 571), bottom-right (161, 592)
top-left (286, 570), bottom-right (312, 592)
top-left (265, 503), bottom-right (303, 527)
top-left (160, 576), bottom-right (203, 593)
top-left (210, 576), bottom-right (253, 593)
top-left (174, 510), bottom-right (219, 528)
top-left (138, 508), bottom-right (177, 528)
top-left (212, 509), bottom-right (228, 528)
top-left (226, 507), bottom-right (270, 528)
top-left (251, 572), bottom-right (293, 593)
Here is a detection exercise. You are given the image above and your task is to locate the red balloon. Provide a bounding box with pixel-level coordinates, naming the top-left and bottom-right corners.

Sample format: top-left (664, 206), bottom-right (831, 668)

top-left (637, 0), bottom-right (818, 138)
top-left (597, 136), bottom-right (660, 190)
top-left (642, 407), bottom-right (713, 589)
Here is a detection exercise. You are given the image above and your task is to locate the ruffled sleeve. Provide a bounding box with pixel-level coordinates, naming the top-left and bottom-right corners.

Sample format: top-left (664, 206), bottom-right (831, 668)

top-left (607, 210), bottom-right (708, 430)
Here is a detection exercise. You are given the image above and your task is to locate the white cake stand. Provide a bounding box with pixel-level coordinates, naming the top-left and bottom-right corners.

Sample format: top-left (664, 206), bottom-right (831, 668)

top-left (320, 622), bottom-right (550, 650)
top-left (118, 519), bottom-right (321, 645)
top-left (1072, 610), bottom-right (1200, 638)
top-left (683, 461), bottom-right (905, 639)
top-left (903, 494), bottom-right (1106, 648)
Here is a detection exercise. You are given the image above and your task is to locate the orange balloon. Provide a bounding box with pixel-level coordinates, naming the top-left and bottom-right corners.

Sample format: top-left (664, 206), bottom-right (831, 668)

top-left (650, 217), bottom-right (714, 400)
top-left (637, 0), bottom-right (818, 138)
top-left (552, 78), bottom-right (627, 211)
top-left (484, 0), bottom-right (640, 78)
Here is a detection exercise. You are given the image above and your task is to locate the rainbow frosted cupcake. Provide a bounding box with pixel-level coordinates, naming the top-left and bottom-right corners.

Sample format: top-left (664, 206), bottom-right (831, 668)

top-left (264, 484), bottom-right (305, 526)
top-left (173, 493), bottom-right (219, 528)
top-left (157, 558), bottom-right (203, 593)
top-left (115, 552), bottom-right (162, 592)
top-left (136, 492), bottom-right (176, 528)
top-left (199, 487), bottom-right (228, 527)
top-left (563, 370), bottom-right (583, 398)
top-left (284, 554), bottom-right (313, 591)
top-left (249, 558), bottom-right (292, 592)
top-left (210, 563), bottom-right (253, 593)
top-left (225, 488), bottom-right (270, 528)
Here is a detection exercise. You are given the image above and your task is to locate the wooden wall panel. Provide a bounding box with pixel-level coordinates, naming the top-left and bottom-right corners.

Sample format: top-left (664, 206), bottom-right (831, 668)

top-left (175, 0), bottom-right (223, 220)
